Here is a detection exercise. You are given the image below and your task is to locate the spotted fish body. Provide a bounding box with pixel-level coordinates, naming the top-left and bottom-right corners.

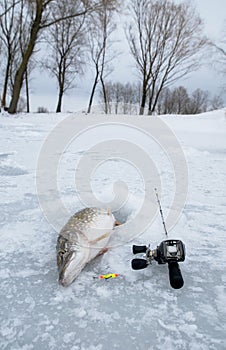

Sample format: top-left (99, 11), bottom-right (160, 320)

top-left (57, 207), bottom-right (116, 286)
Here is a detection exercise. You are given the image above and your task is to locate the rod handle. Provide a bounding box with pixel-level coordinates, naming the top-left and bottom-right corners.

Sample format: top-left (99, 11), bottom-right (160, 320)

top-left (168, 261), bottom-right (184, 289)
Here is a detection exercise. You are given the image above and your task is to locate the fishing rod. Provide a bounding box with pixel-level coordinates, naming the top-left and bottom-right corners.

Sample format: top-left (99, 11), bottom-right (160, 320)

top-left (154, 188), bottom-right (168, 237)
top-left (131, 189), bottom-right (186, 289)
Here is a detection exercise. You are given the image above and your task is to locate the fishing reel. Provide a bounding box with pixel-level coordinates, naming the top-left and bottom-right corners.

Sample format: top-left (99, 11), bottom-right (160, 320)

top-left (131, 239), bottom-right (185, 289)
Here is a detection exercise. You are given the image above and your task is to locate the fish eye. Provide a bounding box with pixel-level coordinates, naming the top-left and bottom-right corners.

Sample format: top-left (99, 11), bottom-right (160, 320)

top-left (57, 250), bottom-right (66, 267)
top-left (58, 250), bottom-right (65, 256)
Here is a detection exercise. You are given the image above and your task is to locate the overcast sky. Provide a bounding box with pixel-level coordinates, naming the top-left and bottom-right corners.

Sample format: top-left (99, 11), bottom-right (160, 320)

top-left (30, 0), bottom-right (226, 113)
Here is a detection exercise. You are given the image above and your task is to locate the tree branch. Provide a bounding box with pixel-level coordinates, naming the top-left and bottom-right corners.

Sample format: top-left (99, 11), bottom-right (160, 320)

top-left (0, 0), bottom-right (22, 18)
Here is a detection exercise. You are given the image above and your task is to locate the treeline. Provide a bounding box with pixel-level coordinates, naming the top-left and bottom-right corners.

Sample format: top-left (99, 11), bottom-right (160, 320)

top-left (0, 0), bottom-right (225, 115)
top-left (99, 82), bottom-right (224, 115)
top-left (0, 0), bottom-right (119, 114)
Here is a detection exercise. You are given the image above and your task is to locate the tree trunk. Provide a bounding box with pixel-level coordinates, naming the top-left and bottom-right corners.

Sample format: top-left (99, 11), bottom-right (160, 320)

top-left (87, 68), bottom-right (99, 113)
top-left (56, 87), bottom-right (63, 113)
top-left (139, 83), bottom-right (147, 115)
top-left (148, 98), bottom-right (154, 115)
top-left (149, 79), bottom-right (165, 115)
top-left (25, 68), bottom-right (30, 113)
top-left (8, 2), bottom-right (43, 114)
top-left (100, 76), bottom-right (108, 114)
top-left (1, 52), bottom-right (11, 108)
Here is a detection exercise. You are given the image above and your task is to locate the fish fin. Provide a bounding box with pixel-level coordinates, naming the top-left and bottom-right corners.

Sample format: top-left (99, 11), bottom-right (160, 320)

top-left (115, 220), bottom-right (122, 226)
top-left (97, 247), bottom-right (109, 256)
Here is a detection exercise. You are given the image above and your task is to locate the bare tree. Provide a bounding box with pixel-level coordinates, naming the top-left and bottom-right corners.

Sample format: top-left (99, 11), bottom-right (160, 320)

top-left (18, 3), bottom-right (36, 113)
top-left (156, 87), bottom-right (174, 114)
top-left (172, 86), bottom-right (190, 114)
top-left (37, 106), bottom-right (48, 113)
top-left (0, 0), bottom-right (24, 108)
top-left (43, 0), bottom-right (86, 112)
top-left (210, 22), bottom-right (226, 91)
top-left (157, 86), bottom-right (210, 115)
top-left (122, 82), bottom-right (140, 114)
top-left (99, 80), bottom-right (140, 114)
top-left (187, 89), bottom-right (209, 114)
top-left (98, 80), bottom-right (116, 113)
top-left (109, 81), bottom-right (124, 114)
top-left (156, 86), bottom-right (189, 114)
top-left (126, 0), bottom-right (207, 115)
top-left (6, 0), bottom-right (103, 114)
top-left (87, 0), bottom-right (119, 114)
top-left (209, 94), bottom-right (224, 110)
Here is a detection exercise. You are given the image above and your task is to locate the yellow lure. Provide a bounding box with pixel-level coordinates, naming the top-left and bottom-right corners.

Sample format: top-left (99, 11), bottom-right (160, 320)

top-left (99, 273), bottom-right (119, 279)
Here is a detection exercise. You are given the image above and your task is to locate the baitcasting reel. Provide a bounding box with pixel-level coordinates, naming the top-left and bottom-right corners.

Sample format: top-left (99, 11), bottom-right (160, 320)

top-left (131, 239), bottom-right (186, 289)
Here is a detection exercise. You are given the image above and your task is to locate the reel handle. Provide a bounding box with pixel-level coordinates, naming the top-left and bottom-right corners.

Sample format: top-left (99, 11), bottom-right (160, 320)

top-left (132, 245), bottom-right (147, 254)
top-left (168, 261), bottom-right (184, 289)
top-left (131, 258), bottom-right (148, 270)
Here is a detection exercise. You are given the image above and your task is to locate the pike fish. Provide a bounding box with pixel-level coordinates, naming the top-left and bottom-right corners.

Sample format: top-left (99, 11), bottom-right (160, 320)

top-left (56, 207), bottom-right (116, 287)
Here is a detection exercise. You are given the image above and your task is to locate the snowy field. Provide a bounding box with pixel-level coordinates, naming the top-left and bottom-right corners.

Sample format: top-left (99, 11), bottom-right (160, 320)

top-left (0, 109), bottom-right (226, 350)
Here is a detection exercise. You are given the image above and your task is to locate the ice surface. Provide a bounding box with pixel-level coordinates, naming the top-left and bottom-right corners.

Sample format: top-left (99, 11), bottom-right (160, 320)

top-left (0, 110), bottom-right (226, 350)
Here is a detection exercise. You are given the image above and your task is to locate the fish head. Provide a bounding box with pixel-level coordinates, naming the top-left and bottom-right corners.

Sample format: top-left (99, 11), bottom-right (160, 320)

top-left (57, 247), bottom-right (86, 287)
top-left (57, 250), bottom-right (77, 287)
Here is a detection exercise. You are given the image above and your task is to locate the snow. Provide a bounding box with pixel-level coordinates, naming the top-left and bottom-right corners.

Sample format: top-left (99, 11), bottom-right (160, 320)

top-left (0, 109), bottom-right (226, 350)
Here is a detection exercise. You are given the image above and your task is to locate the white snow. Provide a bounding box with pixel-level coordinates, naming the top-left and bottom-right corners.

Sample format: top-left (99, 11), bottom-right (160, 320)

top-left (0, 109), bottom-right (226, 350)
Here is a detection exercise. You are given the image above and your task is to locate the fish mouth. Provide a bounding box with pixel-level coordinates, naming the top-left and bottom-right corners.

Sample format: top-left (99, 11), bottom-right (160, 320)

top-left (58, 251), bottom-right (76, 287)
top-left (59, 276), bottom-right (70, 287)
top-left (58, 249), bottom-right (86, 287)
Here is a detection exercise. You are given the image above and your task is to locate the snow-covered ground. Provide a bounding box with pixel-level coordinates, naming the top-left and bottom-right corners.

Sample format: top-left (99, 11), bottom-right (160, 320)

top-left (0, 109), bottom-right (226, 350)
